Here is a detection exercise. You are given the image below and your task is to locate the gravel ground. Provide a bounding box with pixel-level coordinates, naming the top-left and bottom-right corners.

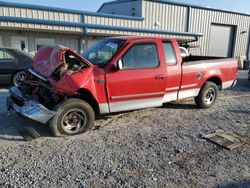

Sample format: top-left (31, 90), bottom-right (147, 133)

top-left (0, 71), bottom-right (249, 188)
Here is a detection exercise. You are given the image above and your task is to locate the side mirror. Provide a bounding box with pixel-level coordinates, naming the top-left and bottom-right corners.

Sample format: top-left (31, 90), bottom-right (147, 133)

top-left (114, 59), bottom-right (123, 70)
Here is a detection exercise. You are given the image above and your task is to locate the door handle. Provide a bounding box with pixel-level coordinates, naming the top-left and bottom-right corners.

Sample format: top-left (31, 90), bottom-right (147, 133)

top-left (155, 74), bottom-right (166, 80)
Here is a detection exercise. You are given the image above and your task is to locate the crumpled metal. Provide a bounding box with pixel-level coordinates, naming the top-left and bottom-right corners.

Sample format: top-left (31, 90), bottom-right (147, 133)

top-left (32, 45), bottom-right (92, 78)
top-left (33, 45), bottom-right (64, 78)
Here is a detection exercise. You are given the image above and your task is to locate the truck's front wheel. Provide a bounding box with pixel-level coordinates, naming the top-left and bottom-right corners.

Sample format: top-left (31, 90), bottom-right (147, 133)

top-left (195, 82), bottom-right (218, 109)
top-left (49, 98), bottom-right (95, 137)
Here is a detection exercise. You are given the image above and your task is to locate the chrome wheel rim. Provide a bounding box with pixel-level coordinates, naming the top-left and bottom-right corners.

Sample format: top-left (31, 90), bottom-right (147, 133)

top-left (205, 88), bottom-right (216, 105)
top-left (61, 109), bottom-right (87, 134)
top-left (13, 71), bottom-right (26, 86)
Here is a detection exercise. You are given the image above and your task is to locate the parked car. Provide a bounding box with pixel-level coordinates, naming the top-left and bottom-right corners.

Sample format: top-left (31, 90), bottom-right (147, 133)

top-left (0, 48), bottom-right (33, 86)
top-left (7, 37), bottom-right (238, 136)
top-left (247, 61), bottom-right (250, 80)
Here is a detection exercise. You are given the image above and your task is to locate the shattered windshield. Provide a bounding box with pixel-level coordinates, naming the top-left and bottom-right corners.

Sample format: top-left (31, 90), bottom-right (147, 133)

top-left (83, 39), bottom-right (125, 65)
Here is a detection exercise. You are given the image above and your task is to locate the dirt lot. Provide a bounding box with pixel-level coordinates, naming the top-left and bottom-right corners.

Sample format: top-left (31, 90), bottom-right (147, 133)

top-left (0, 71), bottom-right (249, 188)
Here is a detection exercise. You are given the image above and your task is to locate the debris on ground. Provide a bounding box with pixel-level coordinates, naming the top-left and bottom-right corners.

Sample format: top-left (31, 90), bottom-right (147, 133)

top-left (202, 130), bottom-right (247, 150)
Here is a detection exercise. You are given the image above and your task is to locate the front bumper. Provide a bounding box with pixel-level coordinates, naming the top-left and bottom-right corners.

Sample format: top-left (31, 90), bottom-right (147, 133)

top-left (7, 86), bottom-right (56, 124)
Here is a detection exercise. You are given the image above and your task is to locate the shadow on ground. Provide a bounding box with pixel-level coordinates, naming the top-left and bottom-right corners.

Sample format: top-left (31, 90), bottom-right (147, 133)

top-left (228, 109), bottom-right (250, 115)
top-left (162, 102), bottom-right (197, 110)
top-left (216, 179), bottom-right (250, 188)
top-left (0, 112), bottom-right (53, 142)
top-left (229, 78), bottom-right (250, 92)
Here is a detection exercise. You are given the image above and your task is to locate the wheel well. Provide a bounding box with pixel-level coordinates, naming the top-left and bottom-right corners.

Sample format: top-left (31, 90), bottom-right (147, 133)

top-left (72, 89), bottom-right (100, 115)
top-left (206, 77), bottom-right (222, 90)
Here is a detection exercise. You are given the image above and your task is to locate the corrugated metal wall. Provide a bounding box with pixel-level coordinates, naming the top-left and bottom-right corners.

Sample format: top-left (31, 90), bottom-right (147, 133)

top-left (97, 0), bottom-right (192, 39)
top-left (0, 5), bottom-right (82, 33)
top-left (0, 3), bottom-right (196, 41)
top-left (142, 1), bottom-right (187, 32)
top-left (85, 15), bottom-right (143, 36)
top-left (85, 15), bottom-right (194, 40)
top-left (141, 0), bottom-right (250, 57)
top-left (189, 8), bottom-right (250, 57)
top-left (0, 30), bottom-right (80, 54)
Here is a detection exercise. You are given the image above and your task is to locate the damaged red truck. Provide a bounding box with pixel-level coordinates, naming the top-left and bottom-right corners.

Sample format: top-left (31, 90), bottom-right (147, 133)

top-left (7, 37), bottom-right (238, 136)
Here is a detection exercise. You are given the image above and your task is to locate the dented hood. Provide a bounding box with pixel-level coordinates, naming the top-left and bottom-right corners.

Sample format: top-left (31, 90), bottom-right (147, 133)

top-left (33, 45), bottom-right (92, 78)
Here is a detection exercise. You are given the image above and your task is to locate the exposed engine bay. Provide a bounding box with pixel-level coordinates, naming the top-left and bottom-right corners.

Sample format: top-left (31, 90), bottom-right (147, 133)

top-left (19, 71), bottom-right (58, 110)
top-left (51, 51), bottom-right (89, 80)
top-left (17, 45), bottom-right (91, 110)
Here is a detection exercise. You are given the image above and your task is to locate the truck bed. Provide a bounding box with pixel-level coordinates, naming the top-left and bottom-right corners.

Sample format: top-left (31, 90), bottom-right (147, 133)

top-left (185, 55), bottom-right (226, 61)
top-left (183, 55), bottom-right (235, 65)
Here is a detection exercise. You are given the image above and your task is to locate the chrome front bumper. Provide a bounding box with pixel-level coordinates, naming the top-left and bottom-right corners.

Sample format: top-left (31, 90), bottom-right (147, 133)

top-left (7, 87), bottom-right (56, 124)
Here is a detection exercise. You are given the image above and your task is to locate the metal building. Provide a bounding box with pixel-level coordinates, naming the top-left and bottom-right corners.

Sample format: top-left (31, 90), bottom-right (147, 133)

top-left (0, 0), bottom-right (249, 59)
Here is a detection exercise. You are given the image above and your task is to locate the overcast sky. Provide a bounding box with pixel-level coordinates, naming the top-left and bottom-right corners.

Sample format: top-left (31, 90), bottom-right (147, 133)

top-left (1, 0), bottom-right (249, 14)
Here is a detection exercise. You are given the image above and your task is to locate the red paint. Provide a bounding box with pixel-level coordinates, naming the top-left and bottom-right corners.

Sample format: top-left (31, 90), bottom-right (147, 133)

top-left (32, 37), bottom-right (238, 111)
top-left (33, 45), bottom-right (92, 77)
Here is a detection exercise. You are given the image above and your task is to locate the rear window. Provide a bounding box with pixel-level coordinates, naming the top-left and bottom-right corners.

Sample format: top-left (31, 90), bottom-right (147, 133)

top-left (0, 50), bottom-right (14, 60)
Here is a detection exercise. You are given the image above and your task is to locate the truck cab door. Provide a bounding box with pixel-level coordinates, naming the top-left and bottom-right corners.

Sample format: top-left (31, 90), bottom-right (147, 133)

top-left (162, 40), bottom-right (182, 103)
top-left (106, 40), bottom-right (166, 113)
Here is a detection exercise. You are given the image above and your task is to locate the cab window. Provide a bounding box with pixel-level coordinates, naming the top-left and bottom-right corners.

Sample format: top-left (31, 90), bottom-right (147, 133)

top-left (163, 41), bottom-right (177, 65)
top-left (83, 39), bottom-right (124, 65)
top-left (122, 43), bottom-right (159, 69)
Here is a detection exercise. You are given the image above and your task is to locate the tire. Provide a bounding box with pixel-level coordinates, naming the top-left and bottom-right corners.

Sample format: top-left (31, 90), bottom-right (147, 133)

top-left (195, 82), bottom-right (219, 109)
top-left (49, 98), bottom-right (95, 137)
top-left (12, 70), bottom-right (26, 86)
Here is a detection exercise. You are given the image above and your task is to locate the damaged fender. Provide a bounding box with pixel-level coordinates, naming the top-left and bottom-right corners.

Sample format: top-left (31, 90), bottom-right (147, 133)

top-left (7, 45), bottom-right (106, 125)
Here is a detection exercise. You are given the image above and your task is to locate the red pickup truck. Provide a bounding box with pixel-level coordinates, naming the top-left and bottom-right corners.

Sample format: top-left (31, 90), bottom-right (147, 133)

top-left (7, 37), bottom-right (238, 136)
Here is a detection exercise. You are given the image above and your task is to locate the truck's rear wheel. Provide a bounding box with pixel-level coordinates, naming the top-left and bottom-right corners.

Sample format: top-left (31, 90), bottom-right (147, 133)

top-left (195, 82), bottom-right (218, 109)
top-left (49, 98), bottom-right (95, 137)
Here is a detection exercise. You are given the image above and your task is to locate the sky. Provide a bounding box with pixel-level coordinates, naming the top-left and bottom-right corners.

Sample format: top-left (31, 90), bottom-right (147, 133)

top-left (0, 0), bottom-right (249, 14)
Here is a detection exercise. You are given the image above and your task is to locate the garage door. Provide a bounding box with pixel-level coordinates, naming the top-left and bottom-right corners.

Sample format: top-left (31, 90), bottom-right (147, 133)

top-left (208, 24), bottom-right (235, 57)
